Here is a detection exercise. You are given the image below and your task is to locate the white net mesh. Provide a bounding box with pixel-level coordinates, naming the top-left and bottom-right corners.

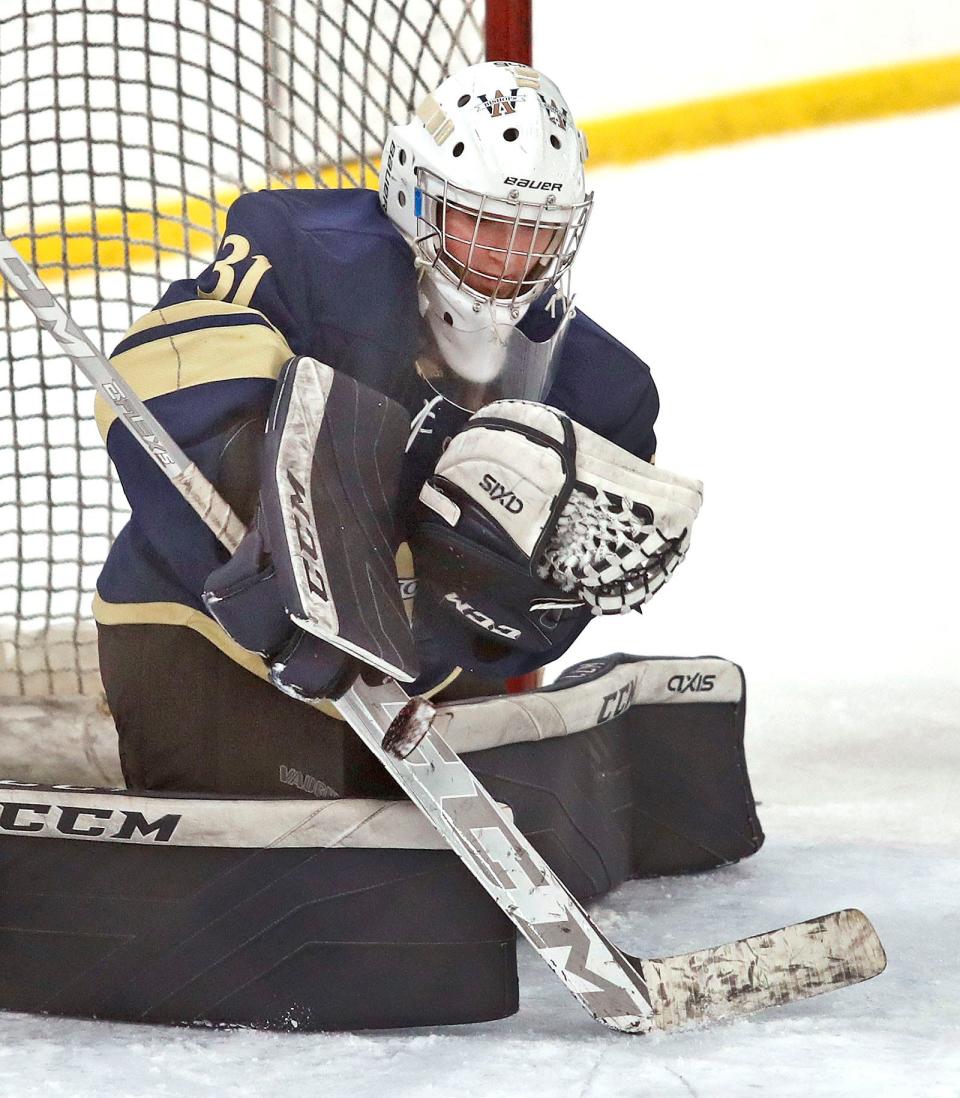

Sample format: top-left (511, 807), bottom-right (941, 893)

top-left (0, 0), bottom-right (487, 697)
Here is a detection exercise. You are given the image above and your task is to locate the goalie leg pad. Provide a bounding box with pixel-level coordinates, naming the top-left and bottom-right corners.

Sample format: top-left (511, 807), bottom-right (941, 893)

top-left (452, 653), bottom-right (763, 899)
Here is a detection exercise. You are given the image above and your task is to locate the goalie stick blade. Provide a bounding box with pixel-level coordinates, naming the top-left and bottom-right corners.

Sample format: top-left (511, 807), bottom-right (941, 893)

top-left (338, 680), bottom-right (888, 1037)
top-left (630, 908), bottom-right (887, 1031)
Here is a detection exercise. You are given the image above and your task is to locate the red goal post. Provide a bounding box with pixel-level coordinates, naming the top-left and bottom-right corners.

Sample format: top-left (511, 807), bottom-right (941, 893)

top-left (485, 0), bottom-right (533, 65)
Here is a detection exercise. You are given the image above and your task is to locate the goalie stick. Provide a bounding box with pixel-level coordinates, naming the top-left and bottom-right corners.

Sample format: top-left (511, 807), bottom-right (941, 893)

top-left (0, 235), bottom-right (886, 1032)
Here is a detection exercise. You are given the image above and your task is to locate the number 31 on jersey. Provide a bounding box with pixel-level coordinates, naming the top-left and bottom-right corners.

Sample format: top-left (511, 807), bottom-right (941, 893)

top-left (198, 233), bottom-right (272, 307)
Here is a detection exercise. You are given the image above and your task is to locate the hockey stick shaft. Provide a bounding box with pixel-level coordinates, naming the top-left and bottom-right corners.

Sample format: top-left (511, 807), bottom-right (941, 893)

top-left (0, 240), bottom-right (246, 553)
top-left (0, 234), bottom-right (657, 1031)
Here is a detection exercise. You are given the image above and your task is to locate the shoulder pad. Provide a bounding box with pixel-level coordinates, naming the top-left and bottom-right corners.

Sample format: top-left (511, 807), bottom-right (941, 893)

top-left (195, 189), bottom-right (421, 400)
top-left (547, 308), bottom-right (658, 461)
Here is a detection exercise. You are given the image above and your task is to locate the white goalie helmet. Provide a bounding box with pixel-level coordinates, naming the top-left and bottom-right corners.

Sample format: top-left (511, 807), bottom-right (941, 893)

top-left (379, 61), bottom-right (593, 405)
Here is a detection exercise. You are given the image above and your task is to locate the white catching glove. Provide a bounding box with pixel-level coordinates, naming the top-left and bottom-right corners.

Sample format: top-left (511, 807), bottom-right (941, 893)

top-left (422, 400), bottom-right (703, 616)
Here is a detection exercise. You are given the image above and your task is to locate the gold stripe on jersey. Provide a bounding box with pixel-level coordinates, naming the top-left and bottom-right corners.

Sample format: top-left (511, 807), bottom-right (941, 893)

top-left (396, 541), bottom-right (416, 623)
top-left (95, 298), bottom-right (293, 440)
top-left (113, 297), bottom-right (286, 345)
top-left (92, 593), bottom-right (463, 715)
top-left (93, 592), bottom-right (344, 719)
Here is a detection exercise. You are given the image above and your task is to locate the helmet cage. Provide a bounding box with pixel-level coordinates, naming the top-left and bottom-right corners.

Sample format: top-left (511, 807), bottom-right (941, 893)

top-left (413, 166), bottom-right (593, 312)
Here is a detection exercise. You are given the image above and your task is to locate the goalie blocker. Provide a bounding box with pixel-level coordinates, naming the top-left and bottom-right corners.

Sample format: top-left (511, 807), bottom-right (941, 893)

top-left (0, 652), bottom-right (761, 1030)
top-left (203, 355), bottom-right (420, 700)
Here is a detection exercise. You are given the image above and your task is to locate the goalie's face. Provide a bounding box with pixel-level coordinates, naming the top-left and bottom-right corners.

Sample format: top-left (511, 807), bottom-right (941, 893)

top-left (441, 204), bottom-right (562, 300)
top-left (412, 168), bottom-right (590, 313)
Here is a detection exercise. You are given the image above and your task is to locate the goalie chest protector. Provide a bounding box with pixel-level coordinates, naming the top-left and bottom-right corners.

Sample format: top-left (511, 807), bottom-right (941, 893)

top-left (96, 188), bottom-right (660, 682)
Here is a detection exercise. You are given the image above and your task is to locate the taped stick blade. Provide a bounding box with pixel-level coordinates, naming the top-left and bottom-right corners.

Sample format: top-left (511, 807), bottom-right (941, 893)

top-left (631, 908), bottom-right (886, 1031)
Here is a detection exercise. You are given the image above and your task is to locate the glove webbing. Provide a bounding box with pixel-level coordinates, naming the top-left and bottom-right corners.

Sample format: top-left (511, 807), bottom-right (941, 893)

top-left (537, 486), bottom-right (689, 614)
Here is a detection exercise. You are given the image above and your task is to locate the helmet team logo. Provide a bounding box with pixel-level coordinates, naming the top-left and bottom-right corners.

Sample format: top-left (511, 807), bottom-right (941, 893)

top-left (477, 88), bottom-right (520, 117)
top-left (538, 95), bottom-right (569, 130)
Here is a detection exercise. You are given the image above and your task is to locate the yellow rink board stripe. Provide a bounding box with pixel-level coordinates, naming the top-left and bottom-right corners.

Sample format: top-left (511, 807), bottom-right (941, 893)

top-left (584, 53), bottom-right (960, 164)
top-left (5, 53), bottom-right (960, 281)
top-left (4, 161), bottom-right (357, 285)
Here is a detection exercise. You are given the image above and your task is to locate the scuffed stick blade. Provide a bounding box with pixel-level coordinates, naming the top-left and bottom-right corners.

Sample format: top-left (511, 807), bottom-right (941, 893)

top-left (631, 908), bottom-right (887, 1031)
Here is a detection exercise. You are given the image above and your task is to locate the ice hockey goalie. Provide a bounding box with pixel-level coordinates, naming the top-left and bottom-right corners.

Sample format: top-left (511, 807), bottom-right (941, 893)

top-left (93, 61), bottom-right (703, 801)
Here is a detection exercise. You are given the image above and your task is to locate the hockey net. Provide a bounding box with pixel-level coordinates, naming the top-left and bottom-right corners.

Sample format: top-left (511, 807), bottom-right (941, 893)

top-left (0, 0), bottom-right (506, 698)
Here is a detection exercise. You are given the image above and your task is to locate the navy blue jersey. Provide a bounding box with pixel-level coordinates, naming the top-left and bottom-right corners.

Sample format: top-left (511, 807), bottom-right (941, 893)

top-left (95, 187), bottom-right (659, 689)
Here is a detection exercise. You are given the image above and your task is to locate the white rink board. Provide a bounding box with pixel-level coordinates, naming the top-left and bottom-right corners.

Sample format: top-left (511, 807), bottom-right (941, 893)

top-left (537, 0), bottom-right (960, 117)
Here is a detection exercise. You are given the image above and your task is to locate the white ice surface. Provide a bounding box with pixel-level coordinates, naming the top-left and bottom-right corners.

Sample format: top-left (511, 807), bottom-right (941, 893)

top-left (0, 676), bottom-right (957, 1098)
top-left (2, 92), bottom-right (959, 1098)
